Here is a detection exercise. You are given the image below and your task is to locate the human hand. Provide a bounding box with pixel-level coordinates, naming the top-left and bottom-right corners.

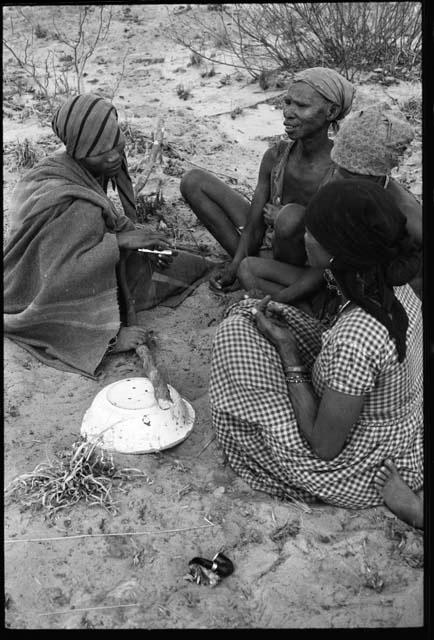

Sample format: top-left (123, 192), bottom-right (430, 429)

top-left (150, 248), bottom-right (178, 270)
top-left (263, 203), bottom-right (281, 228)
top-left (209, 263), bottom-right (237, 292)
top-left (117, 230), bottom-right (171, 251)
top-left (251, 296), bottom-right (299, 358)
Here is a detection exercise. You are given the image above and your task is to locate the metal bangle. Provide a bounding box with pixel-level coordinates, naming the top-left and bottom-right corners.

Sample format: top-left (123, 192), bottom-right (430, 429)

top-left (285, 374), bottom-right (310, 384)
top-left (284, 365), bottom-right (308, 374)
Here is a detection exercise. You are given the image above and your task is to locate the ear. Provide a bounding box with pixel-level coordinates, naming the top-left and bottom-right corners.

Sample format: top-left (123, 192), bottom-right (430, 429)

top-left (326, 102), bottom-right (341, 122)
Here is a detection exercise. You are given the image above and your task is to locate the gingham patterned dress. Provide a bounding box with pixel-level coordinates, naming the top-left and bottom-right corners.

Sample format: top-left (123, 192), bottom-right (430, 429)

top-left (209, 285), bottom-right (423, 508)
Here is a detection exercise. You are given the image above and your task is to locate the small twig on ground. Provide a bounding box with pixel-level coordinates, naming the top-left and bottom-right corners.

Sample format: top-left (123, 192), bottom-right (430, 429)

top-left (195, 434), bottom-right (217, 457)
top-left (208, 92), bottom-right (286, 117)
top-left (4, 522), bottom-right (216, 544)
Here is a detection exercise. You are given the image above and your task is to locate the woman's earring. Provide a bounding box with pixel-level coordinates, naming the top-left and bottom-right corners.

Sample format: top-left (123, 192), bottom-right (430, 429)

top-left (324, 267), bottom-right (342, 296)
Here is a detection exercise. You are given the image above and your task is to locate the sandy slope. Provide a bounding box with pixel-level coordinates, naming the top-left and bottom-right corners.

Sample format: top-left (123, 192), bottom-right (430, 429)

top-left (3, 4), bottom-right (423, 629)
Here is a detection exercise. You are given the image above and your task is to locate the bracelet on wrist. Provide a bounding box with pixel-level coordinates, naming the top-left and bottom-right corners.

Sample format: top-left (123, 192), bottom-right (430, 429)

top-left (283, 364), bottom-right (308, 374)
top-left (285, 373), bottom-right (310, 384)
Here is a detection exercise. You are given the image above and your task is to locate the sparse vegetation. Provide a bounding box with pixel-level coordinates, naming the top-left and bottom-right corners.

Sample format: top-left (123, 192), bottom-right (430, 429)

top-left (168, 2), bottom-right (421, 82)
top-left (13, 138), bottom-right (39, 169)
top-left (176, 83), bottom-right (192, 100)
top-left (3, 6), bottom-right (114, 114)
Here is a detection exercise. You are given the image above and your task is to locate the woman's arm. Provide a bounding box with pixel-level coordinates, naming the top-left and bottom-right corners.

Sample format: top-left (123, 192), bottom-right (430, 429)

top-left (280, 345), bottom-right (365, 460)
top-left (254, 297), bottom-right (365, 460)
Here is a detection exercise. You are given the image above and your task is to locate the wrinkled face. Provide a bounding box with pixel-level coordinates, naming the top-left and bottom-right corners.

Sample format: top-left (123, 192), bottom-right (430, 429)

top-left (283, 81), bottom-right (333, 140)
top-left (304, 228), bottom-right (333, 268)
top-left (80, 140), bottom-right (125, 177)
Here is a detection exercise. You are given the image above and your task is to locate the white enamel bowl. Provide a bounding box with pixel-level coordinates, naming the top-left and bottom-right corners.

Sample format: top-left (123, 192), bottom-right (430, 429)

top-left (81, 377), bottom-right (195, 454)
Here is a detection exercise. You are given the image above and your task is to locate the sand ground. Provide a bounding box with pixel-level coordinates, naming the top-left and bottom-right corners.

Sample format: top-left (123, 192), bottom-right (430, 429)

top-left (3, 4), bottom-right (424, 629)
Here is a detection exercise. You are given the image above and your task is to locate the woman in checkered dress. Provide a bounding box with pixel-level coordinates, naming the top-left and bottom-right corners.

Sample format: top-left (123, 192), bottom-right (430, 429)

top-left (209, 180), bottom-right (423, 528)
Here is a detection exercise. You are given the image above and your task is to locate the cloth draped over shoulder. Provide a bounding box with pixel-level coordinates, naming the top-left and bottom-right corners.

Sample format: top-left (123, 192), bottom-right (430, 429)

top-left (293, 67), bottom-right (355, 121)
top-left (269, 139), bottom-right (337, 208)
top-left (4, 155), bottom-right (211, 378)
top-left (4, 152), bottom-right (134, 377)
top-left (4, 93), bottom-right (212, 377)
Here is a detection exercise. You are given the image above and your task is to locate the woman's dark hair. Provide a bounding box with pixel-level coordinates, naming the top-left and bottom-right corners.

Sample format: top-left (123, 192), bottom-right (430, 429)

top-left (305, 180), bottom-right (420, 362)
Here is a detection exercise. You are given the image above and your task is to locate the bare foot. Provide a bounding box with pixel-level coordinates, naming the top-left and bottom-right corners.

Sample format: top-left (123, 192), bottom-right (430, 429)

top-left (111, 326), bottom-right (149, 353)
top-left (375, 459), bottom-right (423, 529)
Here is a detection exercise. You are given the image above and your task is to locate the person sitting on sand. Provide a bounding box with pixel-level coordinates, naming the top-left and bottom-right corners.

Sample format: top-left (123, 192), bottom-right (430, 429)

top-left (238, 106), bottom-right (422, 309)
top-left (180, 66), bottom-right (355, 292)
top-left (209, 180), bottom-right (423, 529)
top-left (4, 94), bottom-right (187, 378)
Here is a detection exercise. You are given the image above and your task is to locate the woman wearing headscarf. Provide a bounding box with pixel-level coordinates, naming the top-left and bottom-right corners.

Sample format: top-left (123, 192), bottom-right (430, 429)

top-left (180, 66), bottom-right (355, 293)
top-left (4, 94), bottom-right (209, 378)
top-left (209, 180), bottom-right (423, 529)
top-left (239, 105), bottom-right (422, 306)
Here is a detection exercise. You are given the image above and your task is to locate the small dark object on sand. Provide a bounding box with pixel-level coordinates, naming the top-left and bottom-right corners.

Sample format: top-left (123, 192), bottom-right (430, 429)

top-left (184, 552), bottom-right (234, 587)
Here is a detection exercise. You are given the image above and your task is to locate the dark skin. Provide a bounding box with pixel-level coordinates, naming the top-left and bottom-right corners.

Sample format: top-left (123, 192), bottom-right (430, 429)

top-left (180, 81), bottom-right (341, 292)
top-left (244, 167), bottom-right (422, 309)
top-left (252, 227), bottom-right (423, 528)
top-left (81, 144), bottom-right (174, 352)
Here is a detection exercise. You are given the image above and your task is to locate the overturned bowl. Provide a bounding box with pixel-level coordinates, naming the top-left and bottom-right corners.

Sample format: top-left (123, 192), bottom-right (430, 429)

top-left (80, 377), bottom-right (195, 454)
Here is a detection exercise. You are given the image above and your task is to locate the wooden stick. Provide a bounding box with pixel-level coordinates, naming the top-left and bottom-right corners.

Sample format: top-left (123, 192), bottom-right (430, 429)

top-left (208, 91), bottom-right (286, 117)
top-left (135, 343), bottom-right (171, 405)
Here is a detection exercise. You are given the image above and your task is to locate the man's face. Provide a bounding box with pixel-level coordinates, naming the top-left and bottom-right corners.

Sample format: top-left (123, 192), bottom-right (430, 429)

top-left (80, 140), bottom-right (125, 177)
top-left (283, 82), bottom-right (333, 140)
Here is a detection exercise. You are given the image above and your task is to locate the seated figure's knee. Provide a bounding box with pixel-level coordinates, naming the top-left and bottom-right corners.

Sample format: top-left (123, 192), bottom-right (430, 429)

top-left (274, 203), bottom-right (306, 240)
top-left (180, 168), bottom-right (205, 200)
top-left (237, 256), bottom-right (257, 288)
top-left (273, 203), bottom-right (306, 265)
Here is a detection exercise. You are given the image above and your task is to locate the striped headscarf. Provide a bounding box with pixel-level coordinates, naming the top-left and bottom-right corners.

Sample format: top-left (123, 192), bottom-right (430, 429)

top-left (52, 94), bottom-right (137, 221)
top-left (293, 67), bottom-right (355, 123)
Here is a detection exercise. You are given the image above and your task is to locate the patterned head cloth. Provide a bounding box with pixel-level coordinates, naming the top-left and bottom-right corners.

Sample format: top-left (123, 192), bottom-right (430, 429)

top-left (293, 67), bottom-right (355, 121)
top-left (330, 107), bottom-right (414, 175)
top-left (305, 180), bottom-right (421, 362)
top-left (52, 94), bottom-right (136, 221)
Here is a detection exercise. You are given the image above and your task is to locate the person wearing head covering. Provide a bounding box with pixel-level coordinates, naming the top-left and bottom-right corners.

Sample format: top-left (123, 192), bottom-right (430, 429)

top-left (180, 67), bottom-right (355, 293)
top-left (4, 94), bottom-right (210, 378)
top-left (236, 105), bottom-right (422, 307)
top-left (330, 106), bottom-right (422, 249)
top-left (209, 180), bottom-right (423, 529)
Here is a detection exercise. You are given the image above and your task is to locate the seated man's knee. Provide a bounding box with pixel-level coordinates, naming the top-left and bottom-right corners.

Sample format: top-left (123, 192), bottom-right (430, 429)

top-left (237, 256), bottom-right (257, 288)
top-left (274, 203), bottom-right (306, 240)
top-left (273, 204), bottom-right (306, 264)
top-left (180, 168), bottom-right (206, 200)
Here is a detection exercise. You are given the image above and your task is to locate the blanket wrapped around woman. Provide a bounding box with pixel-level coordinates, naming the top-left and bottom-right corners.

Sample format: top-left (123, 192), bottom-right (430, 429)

top-left (4, 151), bottom-right (136, 377)
top-left (4, 93), bottom-right (211, 378)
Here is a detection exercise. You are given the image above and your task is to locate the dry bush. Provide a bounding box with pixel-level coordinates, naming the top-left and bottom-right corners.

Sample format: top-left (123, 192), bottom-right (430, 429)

top-left (12, 138), bottom-right (39, 169)
top-left (168, 3), bottom-right (421, 82)
top-left (3, 6), bottom-right (114, 115)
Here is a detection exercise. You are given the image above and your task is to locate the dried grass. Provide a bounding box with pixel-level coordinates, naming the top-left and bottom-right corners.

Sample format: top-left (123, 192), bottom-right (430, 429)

top-left (4, 439), bottom-right (149, 522)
